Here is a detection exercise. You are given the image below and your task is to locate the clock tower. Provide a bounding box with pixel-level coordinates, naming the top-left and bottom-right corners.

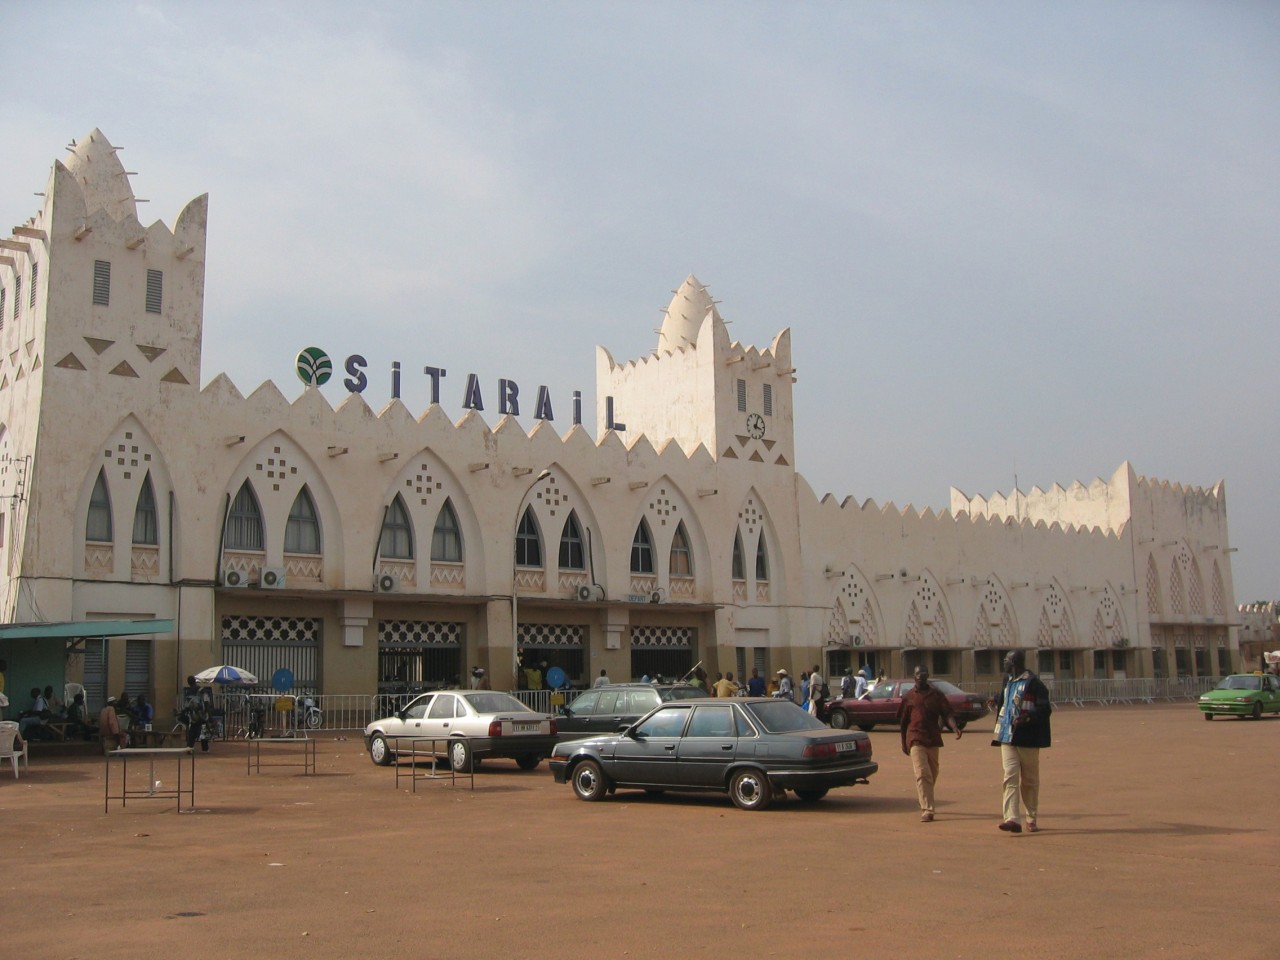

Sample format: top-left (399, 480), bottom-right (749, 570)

top-left (596, 275), bottom-right (796, 470)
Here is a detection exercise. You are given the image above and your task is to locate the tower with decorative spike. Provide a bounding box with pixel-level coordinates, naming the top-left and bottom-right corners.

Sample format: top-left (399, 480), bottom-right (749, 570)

top-left (0, 129), bottom-right (207, 612)
top-left (596, 274), bottom-right (796, 469)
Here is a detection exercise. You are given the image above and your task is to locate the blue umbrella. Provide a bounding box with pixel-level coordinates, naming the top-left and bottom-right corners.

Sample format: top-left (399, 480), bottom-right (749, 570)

top-left (193, 665), bottom-right (259, 686)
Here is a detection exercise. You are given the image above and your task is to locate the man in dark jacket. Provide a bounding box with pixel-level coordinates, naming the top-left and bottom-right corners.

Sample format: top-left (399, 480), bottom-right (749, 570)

top-left (991, 649), bottom-right (1051, 834)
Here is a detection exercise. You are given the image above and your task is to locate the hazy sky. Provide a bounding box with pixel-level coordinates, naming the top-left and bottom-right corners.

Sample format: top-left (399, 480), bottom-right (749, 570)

top-left (2, 2), bottom-right (1277, 600)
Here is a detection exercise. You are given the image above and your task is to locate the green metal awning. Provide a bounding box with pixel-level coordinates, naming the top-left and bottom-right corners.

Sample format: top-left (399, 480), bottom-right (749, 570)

top-left (0, 619), bottom-right (174, 640)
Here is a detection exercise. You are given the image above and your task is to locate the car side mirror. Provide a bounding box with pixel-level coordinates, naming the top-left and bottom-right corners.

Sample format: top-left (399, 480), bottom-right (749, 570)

top-left (621, 724), bottom-right (639, 736)
top-left (559, 706), bottom-right (572, 717)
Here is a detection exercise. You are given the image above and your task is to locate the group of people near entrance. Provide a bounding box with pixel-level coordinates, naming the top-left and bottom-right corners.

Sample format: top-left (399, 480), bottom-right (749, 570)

top-left (898, 649), bottom-right (1052, 833)
top-left (760, 651), bottom-right (1051, 833)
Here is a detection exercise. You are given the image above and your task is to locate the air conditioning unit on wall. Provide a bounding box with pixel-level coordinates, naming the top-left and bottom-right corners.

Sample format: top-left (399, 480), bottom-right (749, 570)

top-left (261, 567), bottom-right (286, 589)
top-left (376, 573), bottom-right (398, 593)
top-left (576, 584), bottom-right (605, 602)
top-left (223, 567), bottom-right (248, 588)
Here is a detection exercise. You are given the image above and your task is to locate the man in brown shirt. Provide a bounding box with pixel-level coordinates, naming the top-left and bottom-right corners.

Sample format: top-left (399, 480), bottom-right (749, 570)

top-left (899, 666), bottom-right (962, 822)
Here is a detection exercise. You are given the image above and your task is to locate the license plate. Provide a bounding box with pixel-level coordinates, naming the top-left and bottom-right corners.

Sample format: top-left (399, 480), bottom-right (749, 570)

top-left (512, 722), bottom-right (540, 733)
top-left (836, 740), bottom-right (858, 753)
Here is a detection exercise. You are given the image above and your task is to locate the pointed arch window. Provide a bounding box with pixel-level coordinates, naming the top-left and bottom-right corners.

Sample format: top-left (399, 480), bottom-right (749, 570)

top-left (630, 519), bottom-right (655, 574)
top-left (86, 469), bottom-right (113, 543)
top-left (559, 512), bottom-right (586, 570)
top-left (515, 507), bottom-right (543, 567)
top-left (225, 481), bottom-right (264, 551)
top-left (132, 474), bottom-right (158, 545)
top-left (670, 522), bottom-right (693, 577)
top-left (378, 495), bottom-right (414, 560)
top-left (731, 530), bottom-right (745, 581)
top-left (431, 498), bottom-right (463, 562)
top-left (755, 533), bottom-right (769, 582)
top-left (284, 486), bottom-right (321, 554)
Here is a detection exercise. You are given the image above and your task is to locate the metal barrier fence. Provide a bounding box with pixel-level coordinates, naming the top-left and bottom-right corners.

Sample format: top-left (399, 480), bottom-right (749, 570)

top-left (1044, 675), bottom-right (1218, 706)
top-left (511, 690), bottom-right (559, 714)
top-left (205, 677), bottom-right (1225, 734)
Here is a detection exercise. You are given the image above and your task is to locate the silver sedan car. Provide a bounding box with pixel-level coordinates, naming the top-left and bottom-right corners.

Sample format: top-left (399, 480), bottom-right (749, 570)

top-left (364, 690), bottom-right (558, 771)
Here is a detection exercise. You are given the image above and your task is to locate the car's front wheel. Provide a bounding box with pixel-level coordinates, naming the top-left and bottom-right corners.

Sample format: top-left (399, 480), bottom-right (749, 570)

top-left (571, 759), bottom-right (609, 801)
top-left (448, 738), bottom-right (473, 772)
top-left (1202, 712), bottom-right (1213, 721)
top-left (515, 753), bottom-right (541, 771)
top-left (1251, 702), bottom-right (1263, 720)
top-left (857, 723), bottom-right (875, 732)
top-left (828, 709), bottom-right (849, 729)
top-left (728, 768), bottom-right (772, 811)
top-left (369, 733), bottom-right (394, 766)
top-left (956, 720), bottom-right (968, 731)
top-left (793, 787), bottom-right (829, 802)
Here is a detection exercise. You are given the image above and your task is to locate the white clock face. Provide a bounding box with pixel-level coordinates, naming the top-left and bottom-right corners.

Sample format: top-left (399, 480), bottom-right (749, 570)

top-left (746, 413), bottom-right (765, 439)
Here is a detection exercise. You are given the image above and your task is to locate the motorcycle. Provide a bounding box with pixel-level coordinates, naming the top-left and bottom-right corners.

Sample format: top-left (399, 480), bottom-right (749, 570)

top-left (295, 695), bottom-right (323, 730)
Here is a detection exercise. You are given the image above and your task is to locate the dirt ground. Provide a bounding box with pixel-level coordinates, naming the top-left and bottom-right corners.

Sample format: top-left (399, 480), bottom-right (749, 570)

top-left (3, 702), bottom-right (1276, 960)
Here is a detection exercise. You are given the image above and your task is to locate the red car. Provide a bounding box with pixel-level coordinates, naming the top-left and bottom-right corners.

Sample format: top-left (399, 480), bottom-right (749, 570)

top-left (825, 679), bottom-right (990, 731)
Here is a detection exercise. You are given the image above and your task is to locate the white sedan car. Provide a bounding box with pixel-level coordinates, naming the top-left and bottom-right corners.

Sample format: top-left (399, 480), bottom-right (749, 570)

top-left (364, 690), bottom-right (558, 771)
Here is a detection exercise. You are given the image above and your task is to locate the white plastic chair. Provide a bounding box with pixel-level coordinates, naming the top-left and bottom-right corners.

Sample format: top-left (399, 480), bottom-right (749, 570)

top-left (0, 720), bottom-right (29, 778)
top-left (64, 682), bottom-right (86, 710)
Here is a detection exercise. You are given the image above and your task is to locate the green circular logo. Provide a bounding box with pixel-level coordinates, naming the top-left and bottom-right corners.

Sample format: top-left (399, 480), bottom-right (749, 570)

top-left (296, 347), bottom-right (332, 386)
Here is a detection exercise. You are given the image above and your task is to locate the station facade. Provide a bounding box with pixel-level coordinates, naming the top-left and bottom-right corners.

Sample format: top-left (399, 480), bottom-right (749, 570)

top-left (0, 130), bottom-right (1238, 713)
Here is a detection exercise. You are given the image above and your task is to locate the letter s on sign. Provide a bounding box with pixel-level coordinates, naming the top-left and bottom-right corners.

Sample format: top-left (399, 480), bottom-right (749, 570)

top-left (343, 355), bottom-right (368, 393)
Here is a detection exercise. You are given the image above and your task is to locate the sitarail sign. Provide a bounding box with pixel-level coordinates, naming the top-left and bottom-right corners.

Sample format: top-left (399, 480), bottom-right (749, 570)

top-left (294, 347), bottom-right (627, 431)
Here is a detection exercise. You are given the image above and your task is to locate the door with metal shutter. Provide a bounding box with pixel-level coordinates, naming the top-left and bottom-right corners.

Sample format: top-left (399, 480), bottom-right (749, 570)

top-left (83, 639), bottom-right (107, 713)
top-left (125, 638), bottom-right (151, 699)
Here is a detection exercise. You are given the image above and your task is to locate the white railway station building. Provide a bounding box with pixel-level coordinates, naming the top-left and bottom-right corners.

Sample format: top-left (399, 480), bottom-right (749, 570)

top-left (0, 130), bottom-right (1238, 715)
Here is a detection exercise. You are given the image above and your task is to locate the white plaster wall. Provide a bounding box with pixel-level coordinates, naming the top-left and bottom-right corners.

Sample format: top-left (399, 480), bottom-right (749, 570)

top-left (0, 130), bottom-right (1241, 698)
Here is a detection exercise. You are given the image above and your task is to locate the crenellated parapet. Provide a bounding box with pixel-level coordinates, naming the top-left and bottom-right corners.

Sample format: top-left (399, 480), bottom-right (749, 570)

top-left (0, 129), bottom-right (1240, 689)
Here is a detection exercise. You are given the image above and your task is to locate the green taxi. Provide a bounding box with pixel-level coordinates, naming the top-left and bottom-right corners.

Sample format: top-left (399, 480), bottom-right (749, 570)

top-left (1198, 673), bottom-right (1280, 720)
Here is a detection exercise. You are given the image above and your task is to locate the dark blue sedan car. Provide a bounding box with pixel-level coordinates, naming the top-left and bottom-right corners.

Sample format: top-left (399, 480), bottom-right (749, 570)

top-left (549, 697), bottom-right (877, 811)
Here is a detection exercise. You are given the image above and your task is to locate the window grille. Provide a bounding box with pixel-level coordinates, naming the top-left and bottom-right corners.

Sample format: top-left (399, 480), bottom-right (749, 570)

top-left (630, 519), bottom-right (654, 574)
top-left (736, 378), bottom-right (746, 412)
top-left (630, 628), bottom-right (695, 683)
top-left (87, 470), bottom-right (113, 542)
top-left (29, 262), bottom-right (37, 309)
top-left (222, 615), bottom-right (320, 692)
top-left (754, 533), bottom-right (769, 582)
top-left (431, 499), bottom-right (463, 562)
top-left (93, 260), bottom-right (110, 306)
top-left (14, 276), bottom-right (20, 319)
top-left (1, 288), bottom-right (6, 330)
top-left (669, 522), bottom-right (693, 576)
top-left (558, 512), bottom-right (585, 570)
top-left (763, 383), bottom-right (773, 416)
top-left (378, 620), bottom-right (463, 689)
top-left (519, 625), bottom-right (587, 687)
top-left (145, 269), bottom-right (163, 314)
top-left (379, 496), bottom-right (414, 559)
top-left (132, 474), bottom-right (158, 545)
top-left (225, 481), bottom-right (264, 551)
top-left (515, 507), bottom-right (542, 567)
top-left (284, 486), bottom-right (321, 554)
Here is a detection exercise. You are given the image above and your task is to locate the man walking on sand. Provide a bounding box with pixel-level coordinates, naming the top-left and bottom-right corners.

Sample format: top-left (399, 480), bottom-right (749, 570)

top-left (899, 665), bottom-right (962, 822)
top-left (991, 649), bottom-right (1052, 834)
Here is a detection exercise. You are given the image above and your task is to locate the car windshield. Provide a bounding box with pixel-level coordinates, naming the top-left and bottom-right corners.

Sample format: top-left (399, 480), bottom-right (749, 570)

top-left (1218, 676), bottom-right (1261, 691)
top-left (462, 692), bottom-right (534, 714)
top-left (745, 699), bottom-right (828, 733)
